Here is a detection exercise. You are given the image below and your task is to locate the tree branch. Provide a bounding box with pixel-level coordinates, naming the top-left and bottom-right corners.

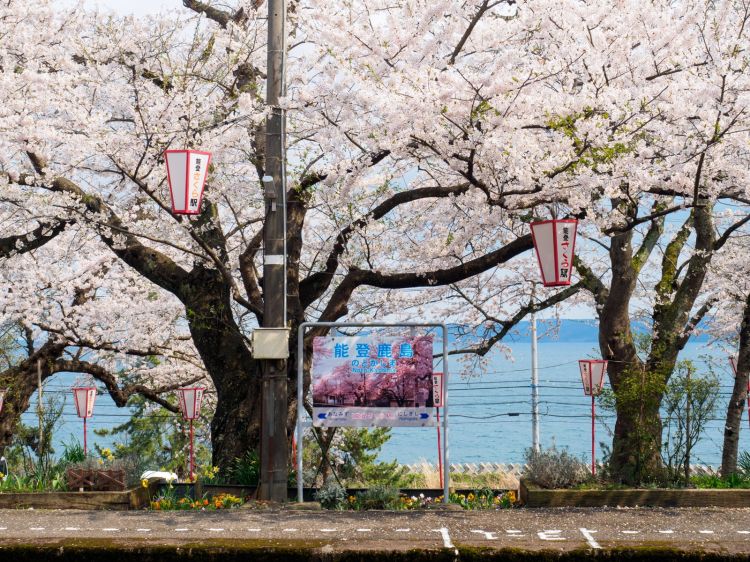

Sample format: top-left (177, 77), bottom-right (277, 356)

top-left (300, 183), bottom-right (470, 308)
top-left (317, 234), bottom-right (533, 323)
top-left (53, 359), bottom-right (204, 414)
top-left (451, 281), bottom-right (583, 356)
top-left (0, 219), bottom-right (71, 259)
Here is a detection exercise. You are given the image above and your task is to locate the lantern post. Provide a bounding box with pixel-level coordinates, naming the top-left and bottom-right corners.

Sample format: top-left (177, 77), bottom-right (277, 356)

top-left (530, 219), bottom-right (578, 287)
top-left (178, 387), bottom-right (205, 480)
top-left (729, 357), bottom-right (750, 429)
top-left (72, 387), bottom-right (97, 454)
top-left (578, 360), bottom-right (608, 476)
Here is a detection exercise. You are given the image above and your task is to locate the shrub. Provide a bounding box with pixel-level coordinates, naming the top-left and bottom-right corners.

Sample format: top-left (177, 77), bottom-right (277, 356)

top-left (229, 450), bottom-right (260, 486)
top-left (315, 477), bottom-right (346, 510)
top-left (523, 446), bottom-right (591, 489)
top-left (353, 485), bottom-right (400, 510)
top-left (739, 451), bottom-right (750, 476)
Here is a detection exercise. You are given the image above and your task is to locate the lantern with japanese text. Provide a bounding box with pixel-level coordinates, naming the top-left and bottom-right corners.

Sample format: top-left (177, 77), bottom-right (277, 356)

top-left (578, 359), bottom-right (608, 476)
top-left (729, 356), bottom-right (750, 429)
top-left (530, 219), bottom-right (578, 286)
top-left (178, 387), bottom-right (205, 479)
top-left (72, 387), bottom-right (97, 454)
top-left (164, 150), bottom-right (212, 215)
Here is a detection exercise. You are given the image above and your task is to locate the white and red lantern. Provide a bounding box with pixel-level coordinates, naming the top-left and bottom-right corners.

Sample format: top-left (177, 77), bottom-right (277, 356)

top-left (178, 387), bottom-right (206, 480)
top-left (178, 387), bottom-right (205, 420)
top-left (530, 219), bottom-right (578, 287)
top-left (729, 356), bottom-right (750, 429)
top-left (579, 359), bottom-right (608, 397)
top-left (578, 359), bottom-right (608, 476)
top-left (72, 387), bottom-right (97, 454)
top-left (164, 150), bottom-right (212, 215)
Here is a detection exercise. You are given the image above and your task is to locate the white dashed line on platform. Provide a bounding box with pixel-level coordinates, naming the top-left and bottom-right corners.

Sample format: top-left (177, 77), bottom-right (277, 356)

top-left (356, 529), bottom-right (372, 532)
top-left (395, 528), bottom-right (410, 532)
top-left (64, 527), bottom-right (80, 531)
top-left (320, 529), bottom-right (337, 532)
top-left (247, 528), bottom-right (261, 532)
top-left (30, 527), bottom-right (44, 531)
top-left (538, 530), bottom-right (564, 541)
top-left (283, 528), bottom-right (298, 532)
top-left (102, 528), bottom-right (120, 532)
top-left (208, 528), bottom-right (224, 532)
top-left (175, 528), bottom-right (189, 532)
top-left (433, 528), bottom-right (455, 549)
top-left (580, 528), bottom-right (601, 549)
top-left (699, 530), bottom-right (714, 534)
top-left (659, 530), bottom-right (674, 534)
top-left (622, 531), bottom-right (640, 534)
top-left (738, 531), bottom-right (750, 534)
top-left (136, 529), bottom-right (151, 532)
top-left (471, 530), bottom-right (497, 540)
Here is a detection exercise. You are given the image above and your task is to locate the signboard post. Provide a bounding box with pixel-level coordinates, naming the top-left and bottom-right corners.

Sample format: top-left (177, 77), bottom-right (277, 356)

top-left (298, 323), bottom-right (449, 503)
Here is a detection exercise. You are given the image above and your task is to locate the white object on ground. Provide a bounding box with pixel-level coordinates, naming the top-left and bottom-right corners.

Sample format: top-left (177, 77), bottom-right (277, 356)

top-left (140, 470), bottom-right (178, 484)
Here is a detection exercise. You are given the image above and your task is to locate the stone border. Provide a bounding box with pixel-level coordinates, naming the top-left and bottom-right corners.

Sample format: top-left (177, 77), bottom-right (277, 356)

top-left (0, 485), bottom-right (153, 510)
top-left (519, 478), bottom-right (750, 508)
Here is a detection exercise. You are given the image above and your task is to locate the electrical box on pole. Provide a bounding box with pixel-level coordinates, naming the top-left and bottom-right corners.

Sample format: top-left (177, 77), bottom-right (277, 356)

top-left (252, 328), bottom-right (290, 359)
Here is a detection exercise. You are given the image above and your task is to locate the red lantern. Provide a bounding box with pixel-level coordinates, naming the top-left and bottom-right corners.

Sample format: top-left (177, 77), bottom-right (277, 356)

top-left (164, 150), bottom-right (212, 215)
top-left (178, 387), bottom-right (205, 480)
top-left (729, 356), bottom-right (750, 429)
top-left (72, 387), bottom-right (97, 454)
top-left (530, 219), bottom-right (578, 287)
top-left (578, 360), bottom-right (608, 476)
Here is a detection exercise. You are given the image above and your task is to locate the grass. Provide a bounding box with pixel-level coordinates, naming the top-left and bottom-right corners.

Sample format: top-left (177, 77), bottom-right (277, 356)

top-left (691, 473), bottom-right (750, 489)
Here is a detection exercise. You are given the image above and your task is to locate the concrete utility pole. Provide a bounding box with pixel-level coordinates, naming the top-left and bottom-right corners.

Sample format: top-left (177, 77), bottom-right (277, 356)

top-left (259, 0), bottom-right (289, 502)
top-left (530, 285), bottom-right (540, 452)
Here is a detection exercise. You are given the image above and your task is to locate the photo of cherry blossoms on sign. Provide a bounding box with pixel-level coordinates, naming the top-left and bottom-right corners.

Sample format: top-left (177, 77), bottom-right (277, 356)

top-left (311, 335), bottom-right (435, 427)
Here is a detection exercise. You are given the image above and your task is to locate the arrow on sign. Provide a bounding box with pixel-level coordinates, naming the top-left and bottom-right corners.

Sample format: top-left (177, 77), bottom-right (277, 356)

top-left (420, 413), bottom-right (430, 419)
top-left (317, 413), bottom-right (327, 419)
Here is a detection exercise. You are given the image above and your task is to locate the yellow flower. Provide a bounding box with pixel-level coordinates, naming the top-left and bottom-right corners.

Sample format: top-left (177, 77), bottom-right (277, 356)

top-left (141, 479), bottom-right (149, 488)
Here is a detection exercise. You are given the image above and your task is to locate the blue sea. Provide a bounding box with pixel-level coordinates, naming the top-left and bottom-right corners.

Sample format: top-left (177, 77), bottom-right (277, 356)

top-left (21, 327), bottom-right (748, 469)
top-left (380, 339), bottom-right (748, 467)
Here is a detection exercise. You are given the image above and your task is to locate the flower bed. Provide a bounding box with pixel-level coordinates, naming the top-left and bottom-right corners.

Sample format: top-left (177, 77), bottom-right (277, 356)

top-left (149, 486), bottom-right (245, 511)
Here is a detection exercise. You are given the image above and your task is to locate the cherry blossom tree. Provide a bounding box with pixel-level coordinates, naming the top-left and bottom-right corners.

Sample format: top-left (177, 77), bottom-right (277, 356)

top-left (0, 0), bottom-right (591, 470)
top-left (1, 0), bottom-right (747, 479)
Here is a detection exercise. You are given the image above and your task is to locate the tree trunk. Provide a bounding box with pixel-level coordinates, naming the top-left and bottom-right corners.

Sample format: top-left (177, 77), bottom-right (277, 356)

top-left (721, 291), bottom-right (750, 476)
top-left (0, 342), bottom-right (65, 453)
top-left (183, 266), bottom-right (263, 472)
